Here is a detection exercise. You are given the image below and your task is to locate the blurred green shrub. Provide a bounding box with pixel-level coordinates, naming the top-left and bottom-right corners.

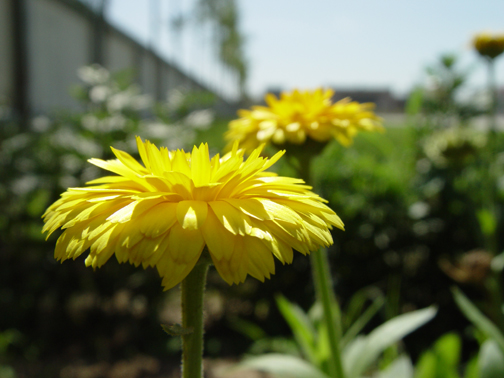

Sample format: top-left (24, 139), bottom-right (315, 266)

top-left (231, 291), bottom-right (436, 378)
top-left (0, 65), bottom-right (216, 371)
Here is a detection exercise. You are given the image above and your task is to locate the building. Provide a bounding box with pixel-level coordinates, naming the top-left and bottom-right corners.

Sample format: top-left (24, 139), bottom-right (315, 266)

top-left (0, 0), bottom-right (237, 123)
top-left (263, 87), bottom-right (405, 113)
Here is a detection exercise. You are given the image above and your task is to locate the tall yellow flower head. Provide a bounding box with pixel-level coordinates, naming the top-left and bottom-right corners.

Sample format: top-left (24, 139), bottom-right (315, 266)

top-left (473, 32), bottom-right (504, 59)
top-left (42, 137), bottom-right (344, 290)
top-left (225, 88), bottom-right (383, 152)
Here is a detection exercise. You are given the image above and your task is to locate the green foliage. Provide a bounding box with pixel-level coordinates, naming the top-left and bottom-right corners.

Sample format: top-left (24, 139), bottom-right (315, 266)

top-left (344, 306), bottom-right (436, 378)
top-left (415, 333), bottom-right (462, 378)
top-left (232, 293), bottom-right (436, 378)
top-left (453, 288), bottom-right (504, 356)
top-left (0, 65), bottom-right (216, 370)
top-left (233, 354), bottom-right (331, 378)
top-left (420, 54), bottom-right (483, 125)
top-left (479, 340), bottom-right (504, 378)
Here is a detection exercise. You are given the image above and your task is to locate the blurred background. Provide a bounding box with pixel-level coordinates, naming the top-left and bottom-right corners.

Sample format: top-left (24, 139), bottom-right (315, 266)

top-left (2, 0), bottom-right (504, 377)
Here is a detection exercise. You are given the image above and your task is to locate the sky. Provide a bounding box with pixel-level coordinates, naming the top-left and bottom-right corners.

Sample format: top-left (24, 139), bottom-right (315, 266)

top-left (107, 0), bottom-right (504, 100)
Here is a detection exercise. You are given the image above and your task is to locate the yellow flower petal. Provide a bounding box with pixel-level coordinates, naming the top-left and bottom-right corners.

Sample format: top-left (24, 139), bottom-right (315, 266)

top-left (225, 88), bottom-right (383, 152)
top-left (201, 208), bottom-right (236, 261)
top-left (176, 200), bottom-right (208, 230)
top-left (139, 202), bottom-right (178, 238)
top-left (43, 138), bottom-right (343, 289)
top-left (209, 200), bottom-right (252, 235)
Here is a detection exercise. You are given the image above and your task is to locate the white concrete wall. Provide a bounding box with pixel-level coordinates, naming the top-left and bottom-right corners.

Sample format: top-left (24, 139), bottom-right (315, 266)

top-left (106, 30), bottom-right (134, 73)
top-left (0, 0), bottom-right (13, 104)
top-left (26, 0), bottom-right (91, 112)
top-left (0, 0), bottom-right (231, 116)
top-left (139, 52), bottom-right (158, 98)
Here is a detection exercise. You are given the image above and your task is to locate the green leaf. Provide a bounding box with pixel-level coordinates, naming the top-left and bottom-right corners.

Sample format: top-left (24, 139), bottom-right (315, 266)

top-left (434, 333), bottom-right (461, 370)
top-left (479, 340), bottom-right (504, 378)
top-left (341, 294), bottom-right (385, 348)
top-left (490, 252), bottom-right (504, 272)
top-left (377, 355), bottom-right (414, 378)
top-left (26, 189), bottom-right (50, 217)
top-left (476, 209), bottom-right (497, 237)
top-left (344, 306), bottom-right (437, 378)
top-left (416, 333), bottom-right (461, 378)
top-left (230, 354), bottom-right (330, 378)
top-left (0, 366), bottom-right (16, 378)
top-left (276, 295), bottom-right (318, 366)
top-left (406, 87), bottom-right (424, 116)
top-left (160, 323), bottom-right (193, 336)
top-left (452, 287), bottom-right (504, 355)
top-left (343, 287), bottom-right (381, 330)
top-left (315, 321), bottom-right (330, 368)
top-left (415, 351), bottom-right (437, 378)
top-left (464, 355), bottom-right (479, 378)
top-left (228, 316), bottom-right (267, 341)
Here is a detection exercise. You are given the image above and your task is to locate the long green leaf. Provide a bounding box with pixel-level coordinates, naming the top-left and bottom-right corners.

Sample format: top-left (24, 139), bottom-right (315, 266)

top-left (231, 354), bottom-right (330, 378)
top-left (343, 287), bottom-right (382, 330)
top-left (464, 356), bottom-right (479, 378)
top-left (276, 295), bottom-right (319, 366)
top-left (479, 340), bottom-right (504, 378)
top-left (377, 355), bottom-right (414, 378)
top-left (341, 294), bottom-right (385, 348)
top-left (452, 287), bottom-right (504, 355)
top-left (344, 306), bottom-right (437, 378)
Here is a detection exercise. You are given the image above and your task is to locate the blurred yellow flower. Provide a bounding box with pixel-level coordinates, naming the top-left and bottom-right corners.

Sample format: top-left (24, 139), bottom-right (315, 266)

top-left (225, 88), bottom-right (383, 152)
top-left (423, 127), bottom-right (486, 168)
top-left (43, 137), bottom-right (343, 290)
top-left (473, 32), bottom-right (504, 59)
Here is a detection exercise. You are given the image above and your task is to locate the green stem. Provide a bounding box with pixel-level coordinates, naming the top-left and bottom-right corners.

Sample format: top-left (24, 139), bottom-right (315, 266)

top-left (311, 248), bottom-right (345, 378)
top-left (181, 253), bottom-right (211, 378)
top-left (488, 58), bottom-right (497, 138)
top-left (294, 151), bottom-right (345, 378)
top-left (483, 57), bottom-right (498, 254)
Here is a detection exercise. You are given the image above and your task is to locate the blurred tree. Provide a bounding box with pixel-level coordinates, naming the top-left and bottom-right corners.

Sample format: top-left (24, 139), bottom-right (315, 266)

top-left (415, 54), bottom-right (484, 135)
top-left (195, 0), bottom-right (248, 98)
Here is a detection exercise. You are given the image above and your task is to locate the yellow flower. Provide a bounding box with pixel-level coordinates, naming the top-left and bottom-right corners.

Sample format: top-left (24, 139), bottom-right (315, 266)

top-left (473, 32), bottom-right (504, 59)
top-left (42, 137), bottom-right (344, 290)
top-left (225, 88), bottom-right (383, 152)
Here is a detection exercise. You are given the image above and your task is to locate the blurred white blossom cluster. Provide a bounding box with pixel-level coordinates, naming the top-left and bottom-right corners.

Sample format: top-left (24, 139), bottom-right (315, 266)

top-left (1, 64), bottom-right (216, 205)
top-left (76, 64), bottom-right (214, 151)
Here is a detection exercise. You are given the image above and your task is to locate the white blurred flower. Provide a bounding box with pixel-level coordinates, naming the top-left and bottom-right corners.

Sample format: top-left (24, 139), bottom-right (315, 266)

top-left (81, 114), bottom-right (99, 132)
top-left (31, 116), bottom-right (51, 133)
top-left (408, 201), bottom-right (430, 220)
top-left (51, 128), bottom-right (102, 156)
top-left (2, 134), bottom-right (31, 154)
top-left (77, 65), bottom-right (110, 86)
top-left (59, 175), bottom-right (79, 189)
top-left (141, 121), bottom-right (196, 150)
top-left (130, 94), bottom-right (152, 111)
top-left (107, 91), bottom-right (133, 113)
top-left (102, 114), bottom-right (127, 131)
top-left (11, 175), bottom-right (38, 194)
top-left (184, 109), bottom-right (214, 130)
top-left (106, 87), bottom-right (148, 113)
top-left (89, 85), bottom-right (110, 103)
top-left (142, 122), bottom-right (175, 139)
top-left (61, 154), bottom-right (83, 174)
top-left (166, 88), bottom-right (186, 111)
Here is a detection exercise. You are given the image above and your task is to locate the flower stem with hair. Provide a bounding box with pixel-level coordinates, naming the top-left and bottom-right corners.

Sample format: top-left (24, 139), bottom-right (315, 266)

top-left (473, 31), bottom-right (504, 331)
top-left (181, 252), bottom-right (211, 378)
top-left (295, 150), bottom-right (345, 378)
top-left (225, 88), bottom-right (385, 378)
